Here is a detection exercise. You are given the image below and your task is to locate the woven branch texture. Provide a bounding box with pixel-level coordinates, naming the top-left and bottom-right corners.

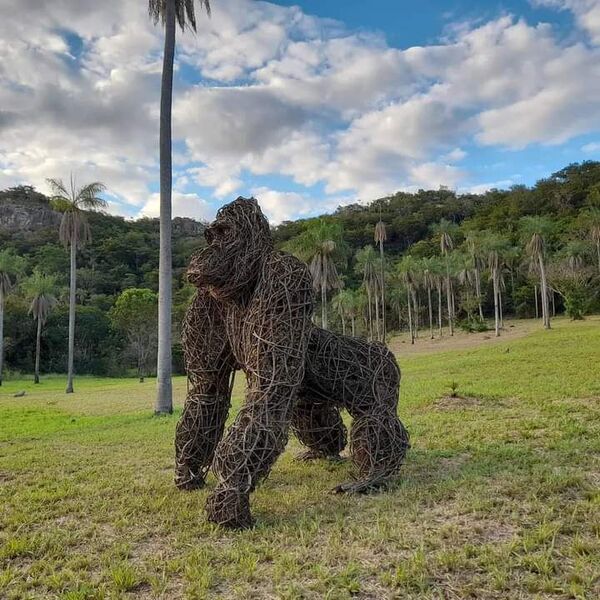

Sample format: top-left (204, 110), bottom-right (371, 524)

top-left (175, 197), bottom-right (409, 529)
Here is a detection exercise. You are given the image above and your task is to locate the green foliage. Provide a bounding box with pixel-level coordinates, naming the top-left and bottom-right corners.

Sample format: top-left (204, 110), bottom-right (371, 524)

top-left (109, 288), bottom-right (158, 332)
top-left (109, 289), bottom-right (158, 378)
top-left (2, 160), bottom-right (600, 373)
top-left (458, 316), bottom-right (489, 333)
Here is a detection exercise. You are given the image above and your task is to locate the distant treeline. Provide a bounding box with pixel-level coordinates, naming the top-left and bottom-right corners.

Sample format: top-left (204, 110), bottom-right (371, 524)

top-left (0, 160), bottom-right (599, 377)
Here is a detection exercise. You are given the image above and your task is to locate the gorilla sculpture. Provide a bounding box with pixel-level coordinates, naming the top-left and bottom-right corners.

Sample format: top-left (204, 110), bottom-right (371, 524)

top-left (175, 197), bottom-right (409, 529)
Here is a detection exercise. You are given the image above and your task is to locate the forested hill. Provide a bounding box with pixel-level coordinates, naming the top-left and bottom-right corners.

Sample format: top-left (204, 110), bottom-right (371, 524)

top-left (273, 161), bottom-right (600, 254)
top-left (1, 160), bottom-right (599, 377)
top-left (0, 185), bottom-right (206, 295)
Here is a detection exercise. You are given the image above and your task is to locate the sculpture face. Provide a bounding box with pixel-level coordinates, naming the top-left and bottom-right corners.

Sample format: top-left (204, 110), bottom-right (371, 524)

top-left (188, 197), bottom-right (273, 300)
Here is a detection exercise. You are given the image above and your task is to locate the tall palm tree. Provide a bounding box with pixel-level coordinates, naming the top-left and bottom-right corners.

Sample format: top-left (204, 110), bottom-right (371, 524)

top-left (354, 246), bottom-right (380, 340)
top-left (374, 214), bottom-right (387, 342)
top-left (22, 271), bottom-right (58, 384)
top-left (465, 231), bottom-right (485, 320)
top-left (520, 216), bottom-right (555, 330)
top-left (397, 256), bottom-right (419, 345)
top-left (288, 220), bottom-right (345, 329)
top-left (48, 177), bottom-right (106, 394)
top-left (580, 207), bottom-right (600, 273)
top-left (562, 240), bottom-right (589, 275)
top-left (432, 219), bottom-right (458, 335)
top-left (484, 234), bottom-right (510, 337)
top-left (332, 289), bottom-right (354, 336)
top-left (149, 0), bottom-right (212, 414)
top-left (388, 285), bottom-right (404, 334)
top-left (347, 290), bottom-right (360, 336)
top-left (0, 250), bottom-right (26, 386)
top-left (421, 258), bottom-right (435, 339)
top-left (428, 257), bottom-right (446, 337)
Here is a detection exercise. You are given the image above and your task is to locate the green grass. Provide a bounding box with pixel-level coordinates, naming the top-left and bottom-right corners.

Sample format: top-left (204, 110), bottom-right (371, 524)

top-left (1, 317), bottom-right (599, 599)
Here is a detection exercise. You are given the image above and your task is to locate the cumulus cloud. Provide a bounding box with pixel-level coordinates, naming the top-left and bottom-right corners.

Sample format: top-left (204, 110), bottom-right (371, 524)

top-left (532, 0), bottom-right (600, 44)
top-left (140, 192), bottom-right (214, 221)
top-left (582, 141), bottom-right (600, 152)
top-left (0, 0), bottom-right (599, 221)
top-left (252, 187), bottom-right (350, 224)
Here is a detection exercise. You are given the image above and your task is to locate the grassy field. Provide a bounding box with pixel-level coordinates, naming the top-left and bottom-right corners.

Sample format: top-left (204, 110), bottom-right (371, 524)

top-left (1, 317), bottom-right (599, 599)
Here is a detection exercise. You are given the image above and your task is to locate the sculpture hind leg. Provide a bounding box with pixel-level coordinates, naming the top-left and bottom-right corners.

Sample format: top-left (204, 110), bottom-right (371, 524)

top-left (175, 291), bottom-right (235, 491)
top-left (291, 397), bottom-right (347, 460)
top-left (335, 409), bottom-right (409, 494)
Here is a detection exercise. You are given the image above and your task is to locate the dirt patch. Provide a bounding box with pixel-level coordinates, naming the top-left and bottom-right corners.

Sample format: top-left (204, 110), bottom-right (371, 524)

top-left (389, 318), bottom-right (539, 356)
top-left (0, 471), bottom-right (15, 483)
top-left (424, 503), bottom-right (518, 544)
top-left (434, 396), bottom-right (482, 410)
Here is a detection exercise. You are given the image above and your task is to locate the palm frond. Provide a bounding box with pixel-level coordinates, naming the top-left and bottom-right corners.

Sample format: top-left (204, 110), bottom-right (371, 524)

top-left (76, 182), bottom-right (107, 210)
top-left (46, 177), bottom-right (70, 200)
top-left (149, 0), bottom-right (211, 31)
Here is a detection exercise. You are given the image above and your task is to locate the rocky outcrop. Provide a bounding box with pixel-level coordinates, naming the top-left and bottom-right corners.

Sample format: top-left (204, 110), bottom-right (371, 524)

top-left (0, 185), bottom-right (206, 236)
top-left (0, 200), bottom-right (62, 232)
top-left (0, 186), bottom-right (61, 233)
top-left (172, 217), bottom-right (205, 236)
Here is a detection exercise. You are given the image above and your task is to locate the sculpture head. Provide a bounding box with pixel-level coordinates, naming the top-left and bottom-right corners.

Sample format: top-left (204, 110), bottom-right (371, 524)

top-left (188, 197), bottom-right (273, 300)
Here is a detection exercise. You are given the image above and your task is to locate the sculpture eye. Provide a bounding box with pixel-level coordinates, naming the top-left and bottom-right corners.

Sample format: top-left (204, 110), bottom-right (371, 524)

top-left (205, 223), bottom-right (229, 245)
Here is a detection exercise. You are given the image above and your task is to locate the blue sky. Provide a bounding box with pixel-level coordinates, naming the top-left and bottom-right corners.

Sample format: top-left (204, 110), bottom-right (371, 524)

top-left (0, 0), bottom-right (599, 223)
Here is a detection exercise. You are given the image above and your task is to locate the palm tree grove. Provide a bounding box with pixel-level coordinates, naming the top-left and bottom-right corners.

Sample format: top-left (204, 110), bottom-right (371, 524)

top-left (1, 1), bottom-right (599, 597)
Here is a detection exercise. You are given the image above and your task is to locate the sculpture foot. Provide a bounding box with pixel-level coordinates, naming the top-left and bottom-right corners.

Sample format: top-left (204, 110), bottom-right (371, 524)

top-left (175, 468), bottom-right (205, 491)
top-left (206, 489), bottom-right (254, 530)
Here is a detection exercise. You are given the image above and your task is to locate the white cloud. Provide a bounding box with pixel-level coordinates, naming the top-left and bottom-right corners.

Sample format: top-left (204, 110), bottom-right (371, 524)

top-left (140, 192), bottom-right (214, 221)
top-left (465, 179), bottom-right (516, 194)
top-left (252, 187), bottom-right (349, 224)
top-left (582, 141), bottom-right (600, 152)
top-left (532, 0), bottom-right (600, 45)
top-left (0, 0), bottom-right (599, 222)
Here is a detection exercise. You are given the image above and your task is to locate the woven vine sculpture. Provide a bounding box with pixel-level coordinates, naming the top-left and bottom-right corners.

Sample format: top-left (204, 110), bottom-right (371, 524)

top-left (175, 197), bottom-right (409, 529)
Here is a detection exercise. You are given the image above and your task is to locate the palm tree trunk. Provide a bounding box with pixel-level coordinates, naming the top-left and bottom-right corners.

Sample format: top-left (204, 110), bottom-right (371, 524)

top-left (445, 262), bottom-right (454, 336)
top-left (0, 291), bottom-right (4, 386)
top-left (411, 290), bottom-right (419, 339)
top-left (407, 287), bottom-right (414, 345)
top-left (534, 284), bottom-right (539, 319)
top-left (155, 0), bottom-right (176, 414)
top-left (493, 272), bottom-right (500, 337)
top-left (427, 285), bottom-right (433, 339)
top-left (321, 281), bottom-right (327, 329)
top-left (551, 289), bottom-right (556, 317)
top-left (374, 293), bottom-right (380, 340)
top-left (66, 239), bottom-right (77, 393)
top-left (538, 255), bottom-right (551, 329)
top-left (475, 267), bottom-right (483, 320)
top-left (351, 316), bottom-right (355, 337)
top-left (366, 290), bottom-right (373, 340)
top-left (499, 287), bottom-right (504, 329)
top-left (437, 283), bottom-right (443, 337)
top-left (341, 315), bottom-right (346, 336)
top-left (596, 240), bottom-right (600, 274)
top-left (34, 316), bottom-right (42, 384)
top-left (379, 241), bottom-right (386, 342)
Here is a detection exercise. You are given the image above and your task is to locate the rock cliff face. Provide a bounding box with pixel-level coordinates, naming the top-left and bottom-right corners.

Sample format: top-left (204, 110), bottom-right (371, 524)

top-left (0, 199), bottom-right (62, 232)
top-left (0, 186), bottom-right (61, 233)
top-left (0, 185), bottom-right (206, 237)
top-left (172, 217), bottom-right (205, 236)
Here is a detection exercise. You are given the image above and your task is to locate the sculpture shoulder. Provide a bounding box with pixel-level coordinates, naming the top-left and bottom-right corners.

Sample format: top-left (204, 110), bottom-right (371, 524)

top-left (260, 251), bottom-right (313, 298)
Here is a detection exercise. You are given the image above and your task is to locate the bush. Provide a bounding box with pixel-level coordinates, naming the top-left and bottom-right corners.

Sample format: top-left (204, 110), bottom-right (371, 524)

top-left (458, 317), bottom-right (489, 333)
